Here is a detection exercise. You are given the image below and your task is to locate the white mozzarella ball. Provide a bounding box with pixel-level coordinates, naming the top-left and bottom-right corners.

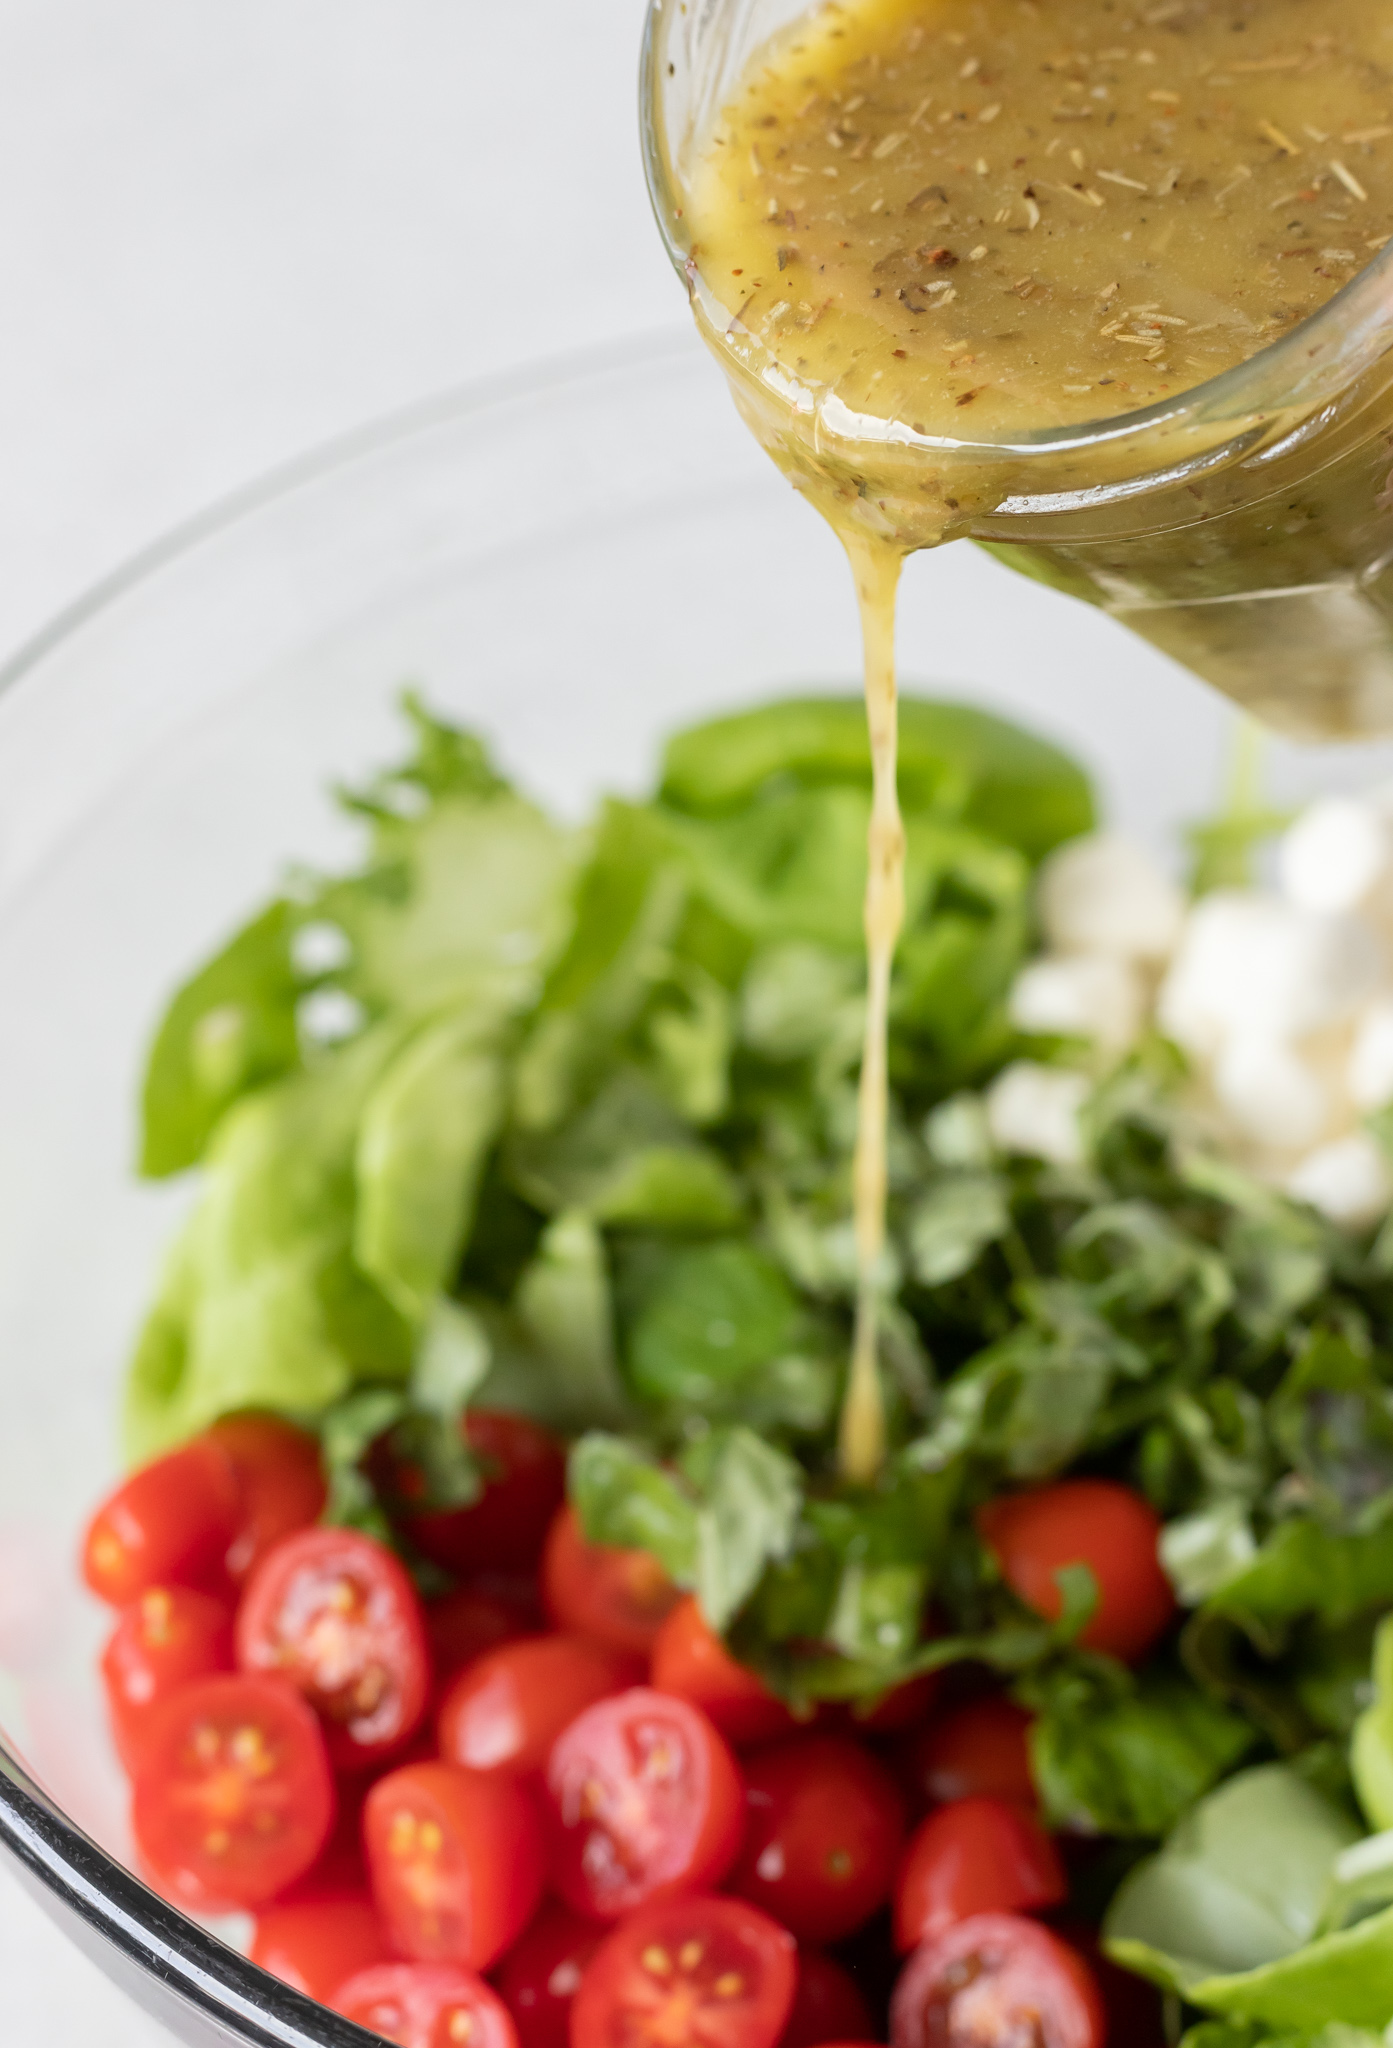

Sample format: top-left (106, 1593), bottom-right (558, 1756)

top-left (985, 1061), bottom-right (1089, 1167)
top-left (1210, 1034), bottom-right (1330, 1153)
top-left (1349, 999), bottom-right (1393, 1111)
top-left (1279, 797), bottom-right (1393, 915)
top-left (1285, 1132), bottom-right (1392, 1229)
top-left (1037, 833), bottom-right (1185, 962)
top-left (1157, 892), bottom-right (1384, 1055)
top-left (1008, 954), bottom-right (1146, 1052)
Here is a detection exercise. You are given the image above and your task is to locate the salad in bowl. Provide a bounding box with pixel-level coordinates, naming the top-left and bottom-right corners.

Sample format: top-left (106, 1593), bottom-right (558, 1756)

top-left (76, 689), bottom-right (1393, 2048)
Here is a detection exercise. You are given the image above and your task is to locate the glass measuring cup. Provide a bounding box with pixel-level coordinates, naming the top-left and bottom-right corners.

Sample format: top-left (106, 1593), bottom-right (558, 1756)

top-left (641, 0), bottom-right (1393, 742)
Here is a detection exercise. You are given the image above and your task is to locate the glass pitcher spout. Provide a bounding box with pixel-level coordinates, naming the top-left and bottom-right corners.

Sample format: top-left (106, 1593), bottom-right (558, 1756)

top-left (640, 0), bottom-right (1393, 742)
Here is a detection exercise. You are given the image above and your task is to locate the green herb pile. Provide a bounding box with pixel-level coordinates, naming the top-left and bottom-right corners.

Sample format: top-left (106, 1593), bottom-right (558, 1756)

top-left (128, 693), bottom-right (1393, 2047)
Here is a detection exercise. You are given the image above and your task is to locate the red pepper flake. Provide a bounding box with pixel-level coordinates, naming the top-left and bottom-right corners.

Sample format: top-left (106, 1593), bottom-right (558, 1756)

top-left (893, 347), bottom-right (908, 357)
top-left (919, 244), bottom-right (960, 266)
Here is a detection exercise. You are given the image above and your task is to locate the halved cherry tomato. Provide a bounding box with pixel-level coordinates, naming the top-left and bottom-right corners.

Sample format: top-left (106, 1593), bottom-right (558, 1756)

top-left (780, 1949), bottom-right (874, 2048)
top-left (493, 1901), bottom-right (605, 2048)
top-left (236, 1526), bottom-right (429, 1767)
top-left (889, 1914), bottom-right (1105, 2048)
top-left (101, 1585), bottom-right (233, 1773)
top-left (363, 1760), bottom-right (545, 1970)
top-left (131, 1673), bottom-right (334, 1910)
top-left (545, 1686), bottom-right (743, 1918)
top-left (335, 1962), bottom-right (519, 2048)
top-left (438, 1634), bottom-right (638, 1777)
top-left (900, 1696), bottom-right (1036, 1811)
top-left (542, 1505), bottom-right (680, 1657)
top-left (893, 1796), bottom-right (1065, 1952)
top-left (571, 1895), bottom-right (797, 2048)
top-left (651, 1598), bottom-right (795, 1746)
top-left (252, 1894), bottom-right (391, 2002)
top-left (391, 1412), bottom-right (567, 1574)
top-left (82, 1440), bottom-right (239, 1606)
top-left (207, 1413), bottom-right (325, 1583)
top-left (728, 1735), bottom-right (905, 1944)
top-left (977, 1480), bottom-right (1175, 1665)
top-left (426, 1585), bottom-right (536, 1686)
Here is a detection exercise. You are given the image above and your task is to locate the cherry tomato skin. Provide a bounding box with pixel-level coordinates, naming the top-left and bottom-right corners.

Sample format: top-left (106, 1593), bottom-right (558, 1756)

top-left (364, 1760), bottom-right (545, 1971)
top-left (651, 1598), bottom-right (795, 1746)
top-left (131, 1673), bottom-right (335, 1910)
top-left (779, 1949), bottom-right (874, 2048)
top-left (890, 1914), bottom-right (1106, 2048)
top-left (207, 1414), bottom-right (326, 1584)
top-left (438, 1634), bottom-right (638, 1778)
top-left (401, 1412), bottom-right (566, 1574)
top-left (977, 1480), bottom-right (1176, 1665)
top-left (545, 1687), bottom-right (744, 1919)
top-left (426, 1586), bottom-right (536, 1687)
top-left (850, 1672), bottom-right (941, 1737)
top-left (542, 1505), bottom-right (680, 1658)
top-left (252, 1894), bottom-right (391, 2002)
top-left (273, 1780), bottom-right (372, 1905)
top-left (237, 1525), bottom-right (430, 1768)
top-left (82, 1440), bottom-right (239, 1606)
top-left (493, 1901), bottom-right (604, 2048)
top-left (571, 1895), bottom-right (797, 2048)
top-left (101, 1586), bottom-right (234, 1774)
top-left (728, 1735), bottom-right (906, 1945)
top-left (893, 1796), bottom-right (1066, 1952)
top-left (335, 1962), bottom-right (520, 2048)
top-left (901, 1697), bottom-right (1036, 1812)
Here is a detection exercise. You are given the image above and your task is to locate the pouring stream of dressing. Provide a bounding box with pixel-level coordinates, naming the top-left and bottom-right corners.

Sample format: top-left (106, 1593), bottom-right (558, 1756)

top-left (841, 534), bottom-right (904, 1482)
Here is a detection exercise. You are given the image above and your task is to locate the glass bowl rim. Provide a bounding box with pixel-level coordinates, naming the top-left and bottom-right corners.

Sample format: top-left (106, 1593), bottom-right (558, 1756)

top-left (0, 326), bottom-right (697, 712)
top-left (638, 0), bottom-right (1393, 457)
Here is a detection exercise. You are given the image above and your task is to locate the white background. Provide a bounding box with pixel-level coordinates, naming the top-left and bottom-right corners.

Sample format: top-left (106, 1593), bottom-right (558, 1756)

top-left (0, 3), bottom-right (671, 2039)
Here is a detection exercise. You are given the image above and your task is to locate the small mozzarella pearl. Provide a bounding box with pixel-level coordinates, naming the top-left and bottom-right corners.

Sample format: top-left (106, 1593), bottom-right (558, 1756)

top-left (1279, 797), bottom-right (1393, 915)
top-left (1211, 1035), bottom-right (1330, 1153)
top-left (1008, 953), bottom-right (1145, 1051)
top-left (1349, 999), bottom-right (1393, 1111)
top-left (1286, 1132), bottom-right (1392, 1229)
top-left (1158, 892), bottom-right (1383, 1055)
top-left (1037, 833), bottom-right (1185, 962)
top-left (985, 1061), bottom-right (1089, 1167)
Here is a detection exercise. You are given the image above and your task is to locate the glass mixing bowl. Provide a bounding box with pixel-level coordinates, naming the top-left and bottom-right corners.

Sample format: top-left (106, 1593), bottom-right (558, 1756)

top-left (1, 332), bottom-right (1391, 2046)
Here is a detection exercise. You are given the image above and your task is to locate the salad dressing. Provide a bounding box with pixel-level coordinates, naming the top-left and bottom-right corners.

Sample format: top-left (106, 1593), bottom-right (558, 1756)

top-left (682, 0), bottom-right (1393, 1476)
top-left (842, 536), bottom-right (903, 1482)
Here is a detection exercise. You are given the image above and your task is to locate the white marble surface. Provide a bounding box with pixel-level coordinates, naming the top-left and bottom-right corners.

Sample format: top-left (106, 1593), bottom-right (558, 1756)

top-left (0, 2), bottom-right (672, 2039)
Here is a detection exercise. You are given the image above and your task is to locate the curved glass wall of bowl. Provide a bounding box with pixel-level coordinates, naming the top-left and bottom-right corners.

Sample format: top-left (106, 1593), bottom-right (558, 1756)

top-left (0, 336), bottom-right (1391, 2041)
top-left (642, 0), bottom-right (1393, 740)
